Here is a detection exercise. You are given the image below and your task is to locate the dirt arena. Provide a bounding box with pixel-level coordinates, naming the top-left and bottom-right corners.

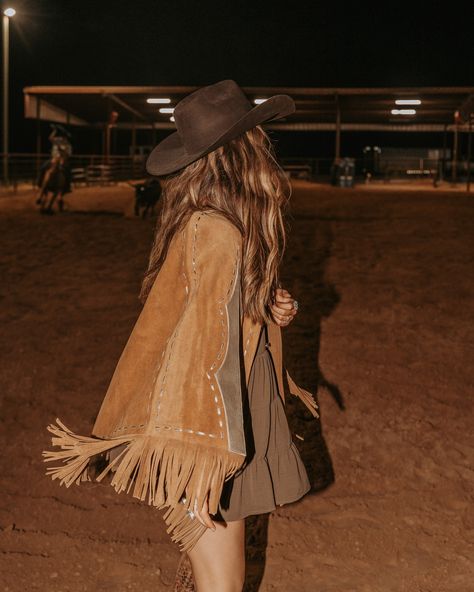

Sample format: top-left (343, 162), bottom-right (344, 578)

top-left (0, 180), bottom-right (472, 591)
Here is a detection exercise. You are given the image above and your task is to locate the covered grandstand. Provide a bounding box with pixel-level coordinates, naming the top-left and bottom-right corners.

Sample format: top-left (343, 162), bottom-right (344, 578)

top-left (6, 85), bottom-right (474, 187)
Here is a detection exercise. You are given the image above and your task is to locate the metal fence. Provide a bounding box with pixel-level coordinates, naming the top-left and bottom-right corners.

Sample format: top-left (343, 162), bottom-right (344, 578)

top-left (282, 156), bottom-right (473, 186)
top-left (0, 152), bottom-right (472, 188)
top-left (0, 153), bottom-right (147, 188)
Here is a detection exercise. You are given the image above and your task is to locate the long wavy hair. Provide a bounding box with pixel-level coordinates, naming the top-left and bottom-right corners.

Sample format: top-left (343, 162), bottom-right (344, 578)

top-left (139, 124), bottom-right (291, 324)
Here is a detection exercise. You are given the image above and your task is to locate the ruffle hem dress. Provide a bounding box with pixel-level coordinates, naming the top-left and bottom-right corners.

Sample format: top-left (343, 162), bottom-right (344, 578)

top-left (214, 323), bottom-right (310, 522)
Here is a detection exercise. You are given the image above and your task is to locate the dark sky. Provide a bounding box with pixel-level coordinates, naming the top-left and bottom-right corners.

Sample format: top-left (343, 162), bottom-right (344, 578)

top-left (4, 0), bottom-right (474, 154)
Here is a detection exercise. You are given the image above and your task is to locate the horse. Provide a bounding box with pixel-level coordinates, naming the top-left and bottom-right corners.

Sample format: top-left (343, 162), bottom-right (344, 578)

top-left (36, 156), bottom-right (72, 215)
top-left (130, 178), bottom-right (162, 218)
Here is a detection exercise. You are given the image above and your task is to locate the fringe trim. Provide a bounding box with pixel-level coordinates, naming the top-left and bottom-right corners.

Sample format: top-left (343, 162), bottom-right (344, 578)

top-left (42, 417), bottom-right (244, 552)
top-left (163, 501), bottom-right (208, 552)
top-left (286, 370), bottom-right (320, 418)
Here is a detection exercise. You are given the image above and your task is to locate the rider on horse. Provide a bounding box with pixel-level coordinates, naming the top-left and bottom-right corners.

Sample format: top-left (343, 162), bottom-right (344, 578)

top-left (36, 125), bottom-right (73, 213)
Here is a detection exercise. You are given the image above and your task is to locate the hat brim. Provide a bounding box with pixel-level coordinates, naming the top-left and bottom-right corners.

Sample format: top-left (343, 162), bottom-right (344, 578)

top-left (146, 94), bottom-right (295, 177)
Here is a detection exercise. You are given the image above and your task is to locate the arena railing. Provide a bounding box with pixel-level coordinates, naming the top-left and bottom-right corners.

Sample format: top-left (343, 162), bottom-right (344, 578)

top-left (0, 153), bottom-right (471, 187)
top-left (0, 153), bottom-right (147, 188)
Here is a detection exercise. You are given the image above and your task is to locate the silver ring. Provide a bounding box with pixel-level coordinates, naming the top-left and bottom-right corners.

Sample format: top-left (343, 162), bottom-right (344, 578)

top-left (293, 299), bottom-right (299, 311)
top-left (181, 495), bottom-right (196, 520)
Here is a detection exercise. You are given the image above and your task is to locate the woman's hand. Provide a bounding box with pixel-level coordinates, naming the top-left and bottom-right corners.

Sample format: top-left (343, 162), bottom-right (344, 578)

top-left (270, 287), bottom-right (298, 327)
top-left (189, 491), bottom-right (216, 531)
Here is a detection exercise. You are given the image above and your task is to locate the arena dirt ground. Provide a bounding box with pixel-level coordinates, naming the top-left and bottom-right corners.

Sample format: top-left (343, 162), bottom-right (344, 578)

top-left (0, 180), bottom-right (473, 591)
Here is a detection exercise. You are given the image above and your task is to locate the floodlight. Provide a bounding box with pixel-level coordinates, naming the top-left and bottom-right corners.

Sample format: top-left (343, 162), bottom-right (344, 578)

top-left (395, 99), bottom-right (421, 105)
top-left (391, 109), bottom-right (416, 115)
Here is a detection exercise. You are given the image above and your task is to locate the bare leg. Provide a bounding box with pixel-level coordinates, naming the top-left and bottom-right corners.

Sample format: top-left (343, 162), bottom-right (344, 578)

top-left (186, 519), bottom-right (245, 592)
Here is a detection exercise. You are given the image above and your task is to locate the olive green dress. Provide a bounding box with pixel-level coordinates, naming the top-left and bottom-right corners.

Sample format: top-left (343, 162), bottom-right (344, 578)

top-left (214, 323), bottom-right (310, 522)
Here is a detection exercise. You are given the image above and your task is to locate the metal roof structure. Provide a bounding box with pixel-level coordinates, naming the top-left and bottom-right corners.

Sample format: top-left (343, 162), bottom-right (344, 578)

top-left (24, 85), bottom-right (474, 133)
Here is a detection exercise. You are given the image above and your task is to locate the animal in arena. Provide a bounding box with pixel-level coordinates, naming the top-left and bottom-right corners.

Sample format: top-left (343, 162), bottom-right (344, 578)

top-left (36, 155), bottom-right (73, 215)
top-left (131, 177), bottom-right (162, 218)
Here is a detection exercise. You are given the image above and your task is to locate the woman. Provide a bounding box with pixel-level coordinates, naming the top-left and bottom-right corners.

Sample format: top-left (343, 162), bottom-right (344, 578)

top-left (42, 80), bottom-right (318, 592)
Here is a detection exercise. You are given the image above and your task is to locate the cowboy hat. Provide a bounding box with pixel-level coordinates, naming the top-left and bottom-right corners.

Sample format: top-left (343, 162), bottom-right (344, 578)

top-left (145, 79), bottom-right (295, 177)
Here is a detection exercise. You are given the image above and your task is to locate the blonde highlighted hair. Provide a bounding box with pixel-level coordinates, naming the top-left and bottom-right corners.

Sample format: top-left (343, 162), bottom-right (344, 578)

top-left (139, 125), bottom-right (291, 324)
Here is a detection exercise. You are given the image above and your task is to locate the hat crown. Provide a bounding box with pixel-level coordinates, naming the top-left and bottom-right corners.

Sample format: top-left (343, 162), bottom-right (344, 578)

top-left (174, 80), bottom-right (252, 154)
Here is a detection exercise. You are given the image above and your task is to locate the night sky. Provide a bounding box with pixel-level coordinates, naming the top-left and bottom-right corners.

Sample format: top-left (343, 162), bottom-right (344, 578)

top-left (4, 0), bottom-right (474, 155)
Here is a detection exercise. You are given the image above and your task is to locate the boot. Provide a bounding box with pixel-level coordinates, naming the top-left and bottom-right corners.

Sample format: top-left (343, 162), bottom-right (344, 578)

top-left (173, 552), bottom-right (195, 592)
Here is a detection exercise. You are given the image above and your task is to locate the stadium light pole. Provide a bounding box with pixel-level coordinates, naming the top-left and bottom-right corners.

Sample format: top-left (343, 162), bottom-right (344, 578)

top-left (2, 7), bottom-right (16, 186)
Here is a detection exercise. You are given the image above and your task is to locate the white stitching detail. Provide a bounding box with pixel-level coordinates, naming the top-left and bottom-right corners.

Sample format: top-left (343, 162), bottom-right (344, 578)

top-left (110, 423), bottom-right (220, 438)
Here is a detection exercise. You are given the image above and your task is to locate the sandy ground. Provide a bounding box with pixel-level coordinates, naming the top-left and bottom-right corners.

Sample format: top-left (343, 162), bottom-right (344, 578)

top-left (0, 180), bottom-right (473, 592)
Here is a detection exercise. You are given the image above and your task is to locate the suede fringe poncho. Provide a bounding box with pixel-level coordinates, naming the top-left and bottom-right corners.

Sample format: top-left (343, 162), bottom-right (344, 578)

top-left (42, 210), bottom-right (319, 552)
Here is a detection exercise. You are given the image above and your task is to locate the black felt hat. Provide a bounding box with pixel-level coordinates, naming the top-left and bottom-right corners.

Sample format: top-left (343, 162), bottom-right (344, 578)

top-left (146, 79), bottom-right (295, 176)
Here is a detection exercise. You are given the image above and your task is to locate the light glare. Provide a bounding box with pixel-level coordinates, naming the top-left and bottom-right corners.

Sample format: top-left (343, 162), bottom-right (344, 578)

top-left (254, 98), bottom-right (268, 104)
top-left (147, 98), bottom-right (171, 104)
top-left (4, 7), bottom-right (16, 17)
top-left (159, 107), bottom-right (174, 114)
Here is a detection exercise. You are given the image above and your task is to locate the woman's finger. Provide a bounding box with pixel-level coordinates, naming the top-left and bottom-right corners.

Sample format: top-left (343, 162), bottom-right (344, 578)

top-left (272, 299), bottom-right (295, 312)
top-left (275, 292), bottom-right (293, 301)
top-left (194, 496), bottom-right (216, 530)
top-left (272, 301), bottom-right (294, 312)
top-left (276, 298), bottom-right (294, 307)
top-left (272, 311), bottom-right (294, 326)
top-left (275, 290), bottom-right (293, 303)
top-left (271, 306), bottom-right (296, 320)
top-left (271, 310), bottom-right (288, 322)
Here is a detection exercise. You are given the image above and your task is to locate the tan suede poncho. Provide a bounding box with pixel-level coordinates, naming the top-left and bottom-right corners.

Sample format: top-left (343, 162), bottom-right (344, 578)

top-left (42, 210), bottom-right (319, 551)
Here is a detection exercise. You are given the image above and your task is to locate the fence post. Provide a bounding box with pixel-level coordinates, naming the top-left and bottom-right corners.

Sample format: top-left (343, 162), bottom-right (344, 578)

top-left (335, 93), bottom-right (341, 161)
top-left (35, 97), bottom-right (42, 185)
top-left (467, 118), bottom-right (472, 193)
top-left (451, 122), bottom-right (459, 186)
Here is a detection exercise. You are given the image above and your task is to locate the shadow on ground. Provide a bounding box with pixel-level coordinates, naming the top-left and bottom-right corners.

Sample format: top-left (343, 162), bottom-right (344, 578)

top-left (244, 207), bottom-right (342, 591)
